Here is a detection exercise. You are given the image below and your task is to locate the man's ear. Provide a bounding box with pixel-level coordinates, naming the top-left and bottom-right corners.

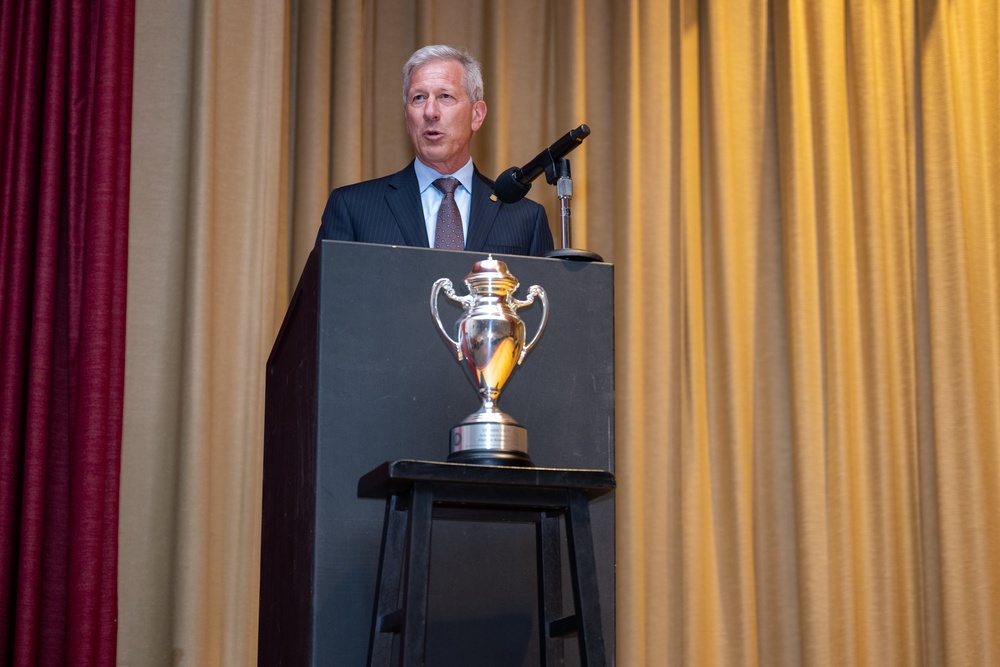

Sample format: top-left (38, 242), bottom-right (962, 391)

top-left (471, 100), bottom-right (487, 132)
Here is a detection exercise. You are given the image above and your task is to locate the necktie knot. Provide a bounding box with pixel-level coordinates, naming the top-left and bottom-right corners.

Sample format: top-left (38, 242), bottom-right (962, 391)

top-left (433, 177), bottom-right (459, 196)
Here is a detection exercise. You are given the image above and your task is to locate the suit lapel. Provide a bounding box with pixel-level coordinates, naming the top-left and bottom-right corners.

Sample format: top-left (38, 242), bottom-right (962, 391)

top-left (465, 168), bottom-right (500, 253)
top-left (386, 163), bottom-right (430, 247)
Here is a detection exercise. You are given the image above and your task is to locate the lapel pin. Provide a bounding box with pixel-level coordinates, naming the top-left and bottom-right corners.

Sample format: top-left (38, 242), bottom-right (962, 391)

top-left (490, 194), bottom-right (498, 202)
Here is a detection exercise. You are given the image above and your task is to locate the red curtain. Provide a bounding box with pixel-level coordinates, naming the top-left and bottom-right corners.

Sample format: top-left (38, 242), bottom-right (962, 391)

top-left (0, 0), bottom-right (134, 664)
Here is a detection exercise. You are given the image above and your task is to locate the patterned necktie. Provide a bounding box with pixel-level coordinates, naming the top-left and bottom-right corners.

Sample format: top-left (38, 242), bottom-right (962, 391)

top-left (432, 177), bottom-right (463, 250)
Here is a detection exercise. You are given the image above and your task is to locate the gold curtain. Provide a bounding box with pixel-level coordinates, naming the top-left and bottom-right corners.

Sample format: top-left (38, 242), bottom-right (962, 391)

top-left (120, 0), bottom-right (999, 664)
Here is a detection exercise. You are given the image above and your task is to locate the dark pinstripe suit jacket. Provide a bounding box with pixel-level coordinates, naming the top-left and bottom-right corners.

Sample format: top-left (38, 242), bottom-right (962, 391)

top-left (316, 162), bottom-right (554, 257)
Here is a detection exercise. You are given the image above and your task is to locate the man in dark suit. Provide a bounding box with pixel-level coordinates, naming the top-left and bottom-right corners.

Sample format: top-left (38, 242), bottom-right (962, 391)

top-left (317, 45), bottom-right (554, 257)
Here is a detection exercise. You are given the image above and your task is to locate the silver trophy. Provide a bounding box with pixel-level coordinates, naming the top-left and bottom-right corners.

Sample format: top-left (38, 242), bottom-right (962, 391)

top-left (430, 257), bottom-right (548, 466)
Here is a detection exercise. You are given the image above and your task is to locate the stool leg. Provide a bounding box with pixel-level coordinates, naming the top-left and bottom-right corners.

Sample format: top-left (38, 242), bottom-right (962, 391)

top-left (565, 490), bottom-right (607, 667)
top-left (369, 495), bottom-right (406, 666)
top-left (536, 511), bottom-right (565, 667)
top-left (400, 483), bottom-right (434, 666)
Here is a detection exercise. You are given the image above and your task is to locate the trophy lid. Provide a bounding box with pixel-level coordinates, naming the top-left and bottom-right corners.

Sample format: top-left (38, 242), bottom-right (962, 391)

top-left (465, 255), bottom-right (519, 293)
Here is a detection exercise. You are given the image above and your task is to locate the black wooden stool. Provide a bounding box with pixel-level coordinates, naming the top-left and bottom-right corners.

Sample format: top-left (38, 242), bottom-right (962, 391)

top-left (358, 459), bottom-right (615, 667)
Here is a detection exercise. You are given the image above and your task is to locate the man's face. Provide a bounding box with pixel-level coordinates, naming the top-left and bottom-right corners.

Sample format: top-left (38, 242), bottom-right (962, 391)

top-left (404, 59), bottom-right (487, 175)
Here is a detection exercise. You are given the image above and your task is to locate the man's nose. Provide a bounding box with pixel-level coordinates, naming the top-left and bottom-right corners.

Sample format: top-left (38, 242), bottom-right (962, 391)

top-left (423, 97), bottom-right (440, 120)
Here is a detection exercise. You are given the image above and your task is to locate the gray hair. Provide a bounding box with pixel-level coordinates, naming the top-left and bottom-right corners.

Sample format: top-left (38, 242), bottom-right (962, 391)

top-left (402, 45), bottom-right (484, 104)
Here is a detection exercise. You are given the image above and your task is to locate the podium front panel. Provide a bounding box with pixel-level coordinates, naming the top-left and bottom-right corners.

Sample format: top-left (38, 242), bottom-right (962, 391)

top-left (261, 241), bottom-right (615, 666)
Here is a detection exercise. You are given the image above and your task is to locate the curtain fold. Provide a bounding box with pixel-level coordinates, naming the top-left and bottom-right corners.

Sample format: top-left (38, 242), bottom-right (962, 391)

top-left (168, 1), bottom-right (290, 662)
top-left (918, 2), bottom-right (1000, 664)
top-left (120, 0), bottom-right (1000, 664)
top-left (0, 1), bottom-right (134, 665)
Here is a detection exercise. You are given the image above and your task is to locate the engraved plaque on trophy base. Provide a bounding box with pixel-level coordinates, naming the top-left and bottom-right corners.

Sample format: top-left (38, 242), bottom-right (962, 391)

top-left (449, 409), bottom-right (531, 466)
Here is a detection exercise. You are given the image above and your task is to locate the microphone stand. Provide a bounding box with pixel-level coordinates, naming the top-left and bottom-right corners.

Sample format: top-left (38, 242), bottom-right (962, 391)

top-left (544, 158), bottom-right (603, 262)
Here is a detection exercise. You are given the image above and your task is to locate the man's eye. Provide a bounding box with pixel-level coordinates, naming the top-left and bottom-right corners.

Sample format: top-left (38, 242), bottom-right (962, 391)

top-left (410, 94), bottom-right (427, 104)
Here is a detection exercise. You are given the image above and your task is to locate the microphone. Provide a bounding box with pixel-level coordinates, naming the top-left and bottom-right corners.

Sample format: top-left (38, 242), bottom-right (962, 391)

top-left (493, 124), bottom-right (591, 203)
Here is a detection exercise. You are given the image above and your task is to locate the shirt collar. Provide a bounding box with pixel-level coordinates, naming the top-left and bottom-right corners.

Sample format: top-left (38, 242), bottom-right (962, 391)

top-left (414, 157), bottom-right (475, 194)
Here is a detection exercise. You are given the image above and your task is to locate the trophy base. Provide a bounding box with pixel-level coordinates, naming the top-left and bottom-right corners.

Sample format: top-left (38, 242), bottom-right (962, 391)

top-left (448, 414), bottom-right (533, 467)
top-left (447, 448), bottom-right (534, 467)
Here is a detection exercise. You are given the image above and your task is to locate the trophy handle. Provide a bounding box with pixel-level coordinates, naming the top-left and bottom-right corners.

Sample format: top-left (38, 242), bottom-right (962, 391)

top-left (430, 278), bottom-right (468, 360)
top-left (514, 285), bottom-right (549, 365)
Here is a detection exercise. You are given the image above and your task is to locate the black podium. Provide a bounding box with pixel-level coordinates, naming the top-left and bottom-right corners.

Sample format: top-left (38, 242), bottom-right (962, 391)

top-left (259, 241), bottom-right (615, 666)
